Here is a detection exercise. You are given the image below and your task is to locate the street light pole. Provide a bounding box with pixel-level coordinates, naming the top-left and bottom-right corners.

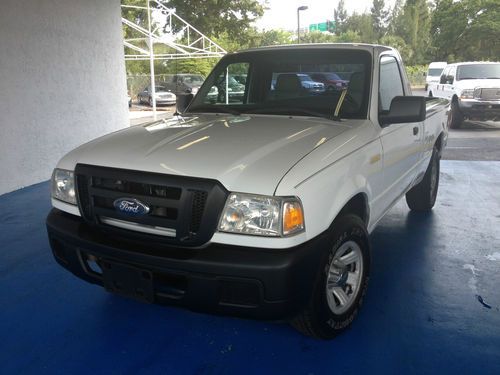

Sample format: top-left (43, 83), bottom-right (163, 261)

top-left (297, 5), bottom-right (308, 44)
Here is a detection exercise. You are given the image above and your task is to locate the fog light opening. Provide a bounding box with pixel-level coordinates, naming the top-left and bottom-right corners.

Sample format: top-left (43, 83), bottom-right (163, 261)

top-left (85, 254), bottom-right (103, 275)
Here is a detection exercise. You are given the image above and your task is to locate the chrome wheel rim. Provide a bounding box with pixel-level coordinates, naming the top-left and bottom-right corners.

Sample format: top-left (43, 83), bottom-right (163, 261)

top-left (326, 241), bottom-right (364, 315)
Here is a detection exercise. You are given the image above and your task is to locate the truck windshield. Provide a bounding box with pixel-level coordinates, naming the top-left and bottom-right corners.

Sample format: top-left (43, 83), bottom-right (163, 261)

top-left (188, 48), bottom-right (372, 120)
top-left (457, 64), bottom-right (500, 80)
top-left (428, 68), bottom-right (444, 77)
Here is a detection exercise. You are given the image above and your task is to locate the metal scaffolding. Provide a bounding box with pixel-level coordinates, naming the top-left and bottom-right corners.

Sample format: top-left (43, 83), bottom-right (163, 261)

top-left (122, 0), bottom-right (226, 117)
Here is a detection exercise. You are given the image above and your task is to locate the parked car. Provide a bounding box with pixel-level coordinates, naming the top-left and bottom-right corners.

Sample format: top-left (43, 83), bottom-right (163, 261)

top-left (205, 76), bottom-right (245, 103)
top-left (127, 92), bottom-right (132, 108)
top-left (231, 74), bottom-right (247, 85)
top-left (425, 62), bottom-right (447, 93)
top-left (428, 61), bottom-right (500, 127)
top-left (137, 85), bottom-right (176, 106)
top-left (47, 44), bottom-right (448, 339)
top-left (309, 72), bottom-right (349, 91)
top-left (162, 74), bottom-right (205, 96)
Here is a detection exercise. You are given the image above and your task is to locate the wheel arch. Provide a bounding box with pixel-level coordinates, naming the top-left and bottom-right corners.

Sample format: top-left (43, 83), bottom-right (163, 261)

top-left (335, 193), bottom-right (370, 227)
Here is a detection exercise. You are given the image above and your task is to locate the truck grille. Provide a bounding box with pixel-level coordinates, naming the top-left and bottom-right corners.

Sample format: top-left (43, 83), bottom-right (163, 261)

top-left (475, 88), bottom-right (500, 101)
top-left (75, 164), bottom-right (228, 246)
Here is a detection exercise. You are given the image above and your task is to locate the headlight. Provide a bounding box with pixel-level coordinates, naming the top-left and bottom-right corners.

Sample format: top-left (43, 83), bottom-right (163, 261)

top-left (51, 169), bottom-right (76, 205)
top-left (218, 193), bottom-right (304, 237)
top-left (460, 89), bottom-right (474, 99)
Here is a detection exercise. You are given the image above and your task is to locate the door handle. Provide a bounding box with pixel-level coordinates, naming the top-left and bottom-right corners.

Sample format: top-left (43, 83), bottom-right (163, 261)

top-left (413, 127), bottom-right (419, 136)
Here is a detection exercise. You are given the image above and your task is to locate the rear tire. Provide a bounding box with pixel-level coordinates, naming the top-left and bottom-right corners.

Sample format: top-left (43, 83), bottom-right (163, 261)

top-left (290, 215), bottom-right (370, 339)
top-left (406, 146), bottom-right (440, 211)
top-left (448, 100), bottom-right (463, 129)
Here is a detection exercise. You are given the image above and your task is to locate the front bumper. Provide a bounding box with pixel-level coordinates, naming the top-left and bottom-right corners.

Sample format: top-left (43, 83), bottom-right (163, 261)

top-left (46, 209), bottom-right (328, 320)
top-left (459, 99), bottom-right (500, 120)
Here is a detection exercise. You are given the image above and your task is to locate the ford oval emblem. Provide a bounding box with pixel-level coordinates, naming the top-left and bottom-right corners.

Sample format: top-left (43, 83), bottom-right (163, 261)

top-left (113, 198), bottom-right (150, 216)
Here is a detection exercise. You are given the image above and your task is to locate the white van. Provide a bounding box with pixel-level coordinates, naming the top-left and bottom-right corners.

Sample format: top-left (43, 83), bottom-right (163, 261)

top-left (425, 62), bottom-right (447, 93)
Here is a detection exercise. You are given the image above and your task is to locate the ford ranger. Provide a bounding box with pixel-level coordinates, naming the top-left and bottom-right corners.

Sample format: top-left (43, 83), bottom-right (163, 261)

top-left (46, 44), bottom-right (449, 339)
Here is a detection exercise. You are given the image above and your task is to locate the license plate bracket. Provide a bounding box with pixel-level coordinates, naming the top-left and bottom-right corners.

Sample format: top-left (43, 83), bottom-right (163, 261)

top-left (102, 260), bottom-right (154, 303)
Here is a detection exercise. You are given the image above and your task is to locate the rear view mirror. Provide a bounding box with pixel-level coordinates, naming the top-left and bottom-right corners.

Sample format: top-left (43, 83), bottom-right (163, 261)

top-left (379, 96), bottom-right (426, 126)
top-left (176, 93), bottom-right (194, 114)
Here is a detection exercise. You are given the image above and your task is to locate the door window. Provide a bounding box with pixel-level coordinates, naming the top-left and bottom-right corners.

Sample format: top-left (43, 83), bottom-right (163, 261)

top-left (379, 56), bottom-right (404, 112)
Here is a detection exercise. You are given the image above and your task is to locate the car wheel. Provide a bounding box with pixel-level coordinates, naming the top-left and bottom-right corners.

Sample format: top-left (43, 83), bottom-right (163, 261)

top-left (428, 91), bottom-right (433, 98)
top-left (148, 97), bottom-right (153, 106)
top-left (406, 145), bottom-right (440, 211)
top-left (290, 215), bottom-right (370, 339)
top-left (447, 100), bottom-right (463, 129)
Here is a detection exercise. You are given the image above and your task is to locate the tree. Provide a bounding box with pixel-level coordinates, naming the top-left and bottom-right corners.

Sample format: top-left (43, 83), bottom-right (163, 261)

top-left (343, 13), bottom-right (376, 43)
top-left (371, 0), bottom-right (389, 41)
top-left (160, 0), bottom-right (265, 44)
top-left (391, 0), bottom-right (431, 64)
top-left (334, 0), bottom-right (348, 34)
top-left (431, 0), bottom-right (500, 62)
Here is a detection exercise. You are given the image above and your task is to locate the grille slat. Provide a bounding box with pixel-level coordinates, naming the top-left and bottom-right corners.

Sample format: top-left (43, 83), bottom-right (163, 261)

top-left (477, 88), bottom-right (500, 101)
top-left (75, 164), bottom-right (228, 246)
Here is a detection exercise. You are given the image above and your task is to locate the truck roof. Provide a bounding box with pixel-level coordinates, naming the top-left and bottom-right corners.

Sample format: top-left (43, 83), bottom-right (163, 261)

top-left (232, 43), bottom-right (394, 55)
top-left (446, 61), bottom-right (500, 67)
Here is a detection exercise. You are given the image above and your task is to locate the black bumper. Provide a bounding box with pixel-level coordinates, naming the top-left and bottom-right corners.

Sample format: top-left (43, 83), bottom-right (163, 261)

top-left (46, 209), bottom-right (328, 320)
top-left (458, 100), bottom-right (500, 120)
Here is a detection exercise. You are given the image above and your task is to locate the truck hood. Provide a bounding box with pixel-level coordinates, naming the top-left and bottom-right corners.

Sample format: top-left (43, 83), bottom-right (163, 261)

top-left (59, 114), bottom-right (351, 195)
top-left (455, 79), bottom-right (500, 89)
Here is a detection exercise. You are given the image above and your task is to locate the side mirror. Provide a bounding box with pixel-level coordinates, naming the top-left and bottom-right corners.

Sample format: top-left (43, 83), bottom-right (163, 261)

top-left (379, 96), bottom-right (426, 127)
top-left (447, 76), bottom-right (454, 84)
top-left (176, 93), bottom-right (194, 113)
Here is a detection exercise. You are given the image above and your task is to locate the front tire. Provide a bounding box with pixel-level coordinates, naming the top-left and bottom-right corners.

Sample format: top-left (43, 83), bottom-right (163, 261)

top-left (290, 215), bottom-right (370, 339)
top-left (448, 100), bottom-right (463, 129)
top-left (406, 146), bottom-right (440, 211)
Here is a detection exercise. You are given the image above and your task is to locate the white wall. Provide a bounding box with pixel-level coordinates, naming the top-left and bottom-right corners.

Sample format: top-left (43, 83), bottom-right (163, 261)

top-left (0, 0), bottom-right (128, 195)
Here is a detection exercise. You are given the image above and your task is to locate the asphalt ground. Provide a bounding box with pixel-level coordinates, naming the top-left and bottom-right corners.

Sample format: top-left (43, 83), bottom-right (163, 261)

top-left (412, 89), bottom-right (500, 161)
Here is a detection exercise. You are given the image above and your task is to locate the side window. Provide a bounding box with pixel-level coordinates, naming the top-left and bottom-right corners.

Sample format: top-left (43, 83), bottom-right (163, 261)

top-left (440, 67), bottom-right (449, 84)
top-left (205, 62), bottom-right (250, 105)
top-left (379, 56), bottom-right (404, 112)
top-left (448, 67), bottom-right (456, 83)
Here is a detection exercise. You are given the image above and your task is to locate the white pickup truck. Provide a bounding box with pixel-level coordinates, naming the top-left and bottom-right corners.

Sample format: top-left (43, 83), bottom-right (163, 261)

top-left (428, 61), bottom-right (500, 128)
top-left (47, 44), bottom-right (448, 339)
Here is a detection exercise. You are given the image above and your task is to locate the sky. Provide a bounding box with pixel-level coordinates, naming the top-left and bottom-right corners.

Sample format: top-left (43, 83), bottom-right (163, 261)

top-left (256, 0), bottom-right (397, 31)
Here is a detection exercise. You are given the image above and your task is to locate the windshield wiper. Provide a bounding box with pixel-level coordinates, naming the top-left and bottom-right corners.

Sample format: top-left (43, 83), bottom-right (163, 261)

top-left (246, 107), bottom-right (339, 121)
top-left (188, 105), bottom-right (241, 116)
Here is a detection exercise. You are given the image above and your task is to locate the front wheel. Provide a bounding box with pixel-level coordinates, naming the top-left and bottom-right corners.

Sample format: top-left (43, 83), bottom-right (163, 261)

top-left (406, 146), bottom-right (440, 211)
top-left (290, 215), bottom-right (370, 339)
top-left (448, 100), bottom-right (463, 129)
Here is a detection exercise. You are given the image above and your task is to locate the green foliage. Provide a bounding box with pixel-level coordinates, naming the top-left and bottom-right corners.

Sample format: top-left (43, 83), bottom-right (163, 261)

top-left (123, 0), bottom-right (500, 77)
top-left (371, 0), bottom-right (389, 39)
top-left (343, 13), bottom-right (377, 43)
top-left (431, 0), bottom-right (500, 62)
top-left (160, 0), bottom-right (265, 45)
top-left (334, 0), bottom-right (348, 34)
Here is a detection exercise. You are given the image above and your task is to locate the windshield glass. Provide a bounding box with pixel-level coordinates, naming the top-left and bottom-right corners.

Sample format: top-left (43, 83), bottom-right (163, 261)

top-left (457, 64), bottom-right (500, 80)
top-left (428, 68), bottom-right (444, 77)
top-left (188, 48), bottom-right (372, 119)
top-left (182, 75), bottom-right (204, 85)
